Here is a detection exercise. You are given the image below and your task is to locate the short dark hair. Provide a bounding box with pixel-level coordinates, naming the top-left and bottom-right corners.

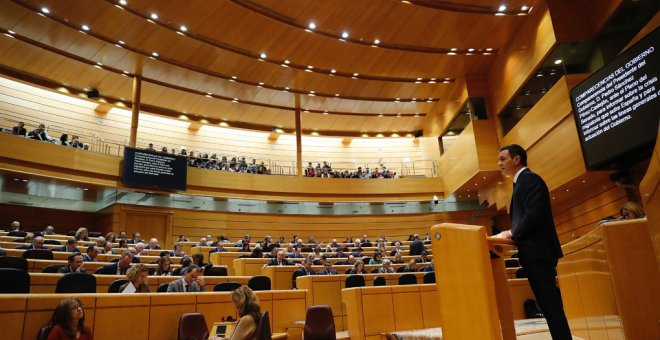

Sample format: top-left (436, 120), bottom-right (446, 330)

top-left (181, 264), bottom-right (199, 275)
top-left (68, 252), bottom-right (82, 263)
top-left (499, 144), bottom-right (528, 166)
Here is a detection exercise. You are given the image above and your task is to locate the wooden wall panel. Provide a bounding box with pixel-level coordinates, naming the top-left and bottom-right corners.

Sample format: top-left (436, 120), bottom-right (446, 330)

top-left (119, 205), bottom-right (173, 248)
top-left (0, 203), bottom-right (97, 234)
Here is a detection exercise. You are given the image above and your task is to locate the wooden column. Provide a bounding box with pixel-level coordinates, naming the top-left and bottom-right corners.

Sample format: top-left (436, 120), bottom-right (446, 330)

top-left (128, 75), bottom-right (142, 148)
top-left (294, 94), bottom-right (303, 177)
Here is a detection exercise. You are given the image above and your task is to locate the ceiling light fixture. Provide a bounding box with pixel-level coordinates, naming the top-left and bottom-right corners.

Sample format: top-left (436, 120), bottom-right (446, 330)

top-left (180, 25), bottom-right (188, 32)
top-left (259, 53), bottom-right (267, 59)
top-left (81, 24), bottom-right (90, 31)
top-left (498, 5), bottom-right (506, 11)
top-left (308, 22), bottom-right (316, 30)
top-left (118, 40), bottom-right (125, 45)
top-left (150, 13), bottom-right (159, 20)
top-left (468, 48), bottom-right (475, 52)
top-left (554, 59), bottom-right (563, 65)
top-left (8, 30), bottom-right (15, 35)
top-left (341, 31), bottom-right (349, 39)
top-left (119, 0), bottom-right (128, 5)
top-left (335, 93), bottom-right (340, 97)
top-left (330, 69), bottom-right (336, 74)
top-left (373, 39), bottom-right (380, 45)
top-left (521, 5), bottom-right (529, 11)
top-left (41, 7), bottom-right (50, 14)
top-left (151, 51), bottom-right (159, 57)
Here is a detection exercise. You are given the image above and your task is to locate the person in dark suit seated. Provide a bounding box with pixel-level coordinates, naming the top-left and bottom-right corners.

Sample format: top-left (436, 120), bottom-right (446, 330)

top-left (166, 265), bottom-right (206, 292)
top-left (348, 260), bottom-right (367, 274)
top-left (172, 243), bottom-right (186, 257)
top-left (419, 263), bottom-right (434, 272)
top-left (103, 241), bottom-right (116, 255)
top-left (17, 236), bottom-right (46, 250)
top-left (145, 238), bottom-right (161, 250)
top-left (389, 241), bottom-right (404, 256)
top-left (409, 234), bottom-right (425, 256)
top-left (266, 250), bottom-right (291, 266)
top-left (12, 122), bottom-right (27, 137)
top-left (292, 257), bottom-right (315, 288)
top-left (46, 297), bottom-right (93, 340)
top-left (337, 254), bottom-right (356, 266)
top-left (333, 248), bottom-right (347, 258)
top-left (209, 243), bottom-right (228, 253)
top-left (6, 220), bottom-right (22, 232)
top-left (287, 247), bottom-right (303, 259)
top-left (119, 264), bottom-right (151, 293)
top-left (493, 144), bottom-right (572, 340)
top-left (351, 247), bottom-right (364, 258)
top-left (377, 259), bottom-right (395, 274)
top-left (53, 237), bottom-right (81, 253)
top-left (415, 251), bottom-right (430, 263)
top-left (98, 252), bottom-right (134, 275)
top-left (127, 232), bottom-right (143, 244)
top-left (58, 253), bottom-right (86, 273)
top-left (317, 261), bottom-right (338, 275)
top-left (82, 245), bottom-right (99, 262)
top-left (28, 123), bottom-right (50, 141)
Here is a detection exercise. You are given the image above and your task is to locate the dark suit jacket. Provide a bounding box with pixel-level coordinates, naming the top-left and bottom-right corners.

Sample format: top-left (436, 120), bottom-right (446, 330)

top-left (510, 168), bottom-right (563, 263)
top-left (267, 258), bottom-right (291, 266)
top-left (409, 240), bottom-right (425, 256)
top-left (57, 266), bottom-right (86, 274)
top-left (292, 268), bottom-right (315, 288)
top-left (98, 263), bottom-right (129, 275)
top-left (53, 246), bottom-right (81, 253)
top-left (317, 269), bottom-right (338, 275)
top-left (167, 278), bottom-right (205, 292)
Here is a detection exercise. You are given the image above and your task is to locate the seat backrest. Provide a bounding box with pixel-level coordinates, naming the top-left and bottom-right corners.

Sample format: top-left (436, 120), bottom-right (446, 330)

top-left (504, 258), bottom-right (520, 268)
top-left (37, 325), bottom-right (52, 340)
top-left (157, 283), bottom-right (170, 293)
top-left (205, 266), bottom-right (228, 276)
top-left (344, 268), bottom-right (352, 274)
top-left (108, 279), bottom-right (129, 293)
top-left (257, 311), bottom-right (271, 340)
top-left (515, 268), bottom-right (527, 278)
top-left (373, 276), bottom-right (386, 286)
top-left (42, 264), bottom-right (66, 273)
top-left (396, 266), bottom-right (407, 273)
top-left (88, 232), bottom-right (102, 238)
top-left (248, 276), bottom-right (271, 291)
top-left (214, 282), bottom-right (242, 291)
top-left (370, 268), bottom-right (380, 273)
top-left (345, 275), bottom-right (365, 288)
top-left (423, 271), bottom-right (436, 284)
top-left (0, 256), bottom-right (28, 272)
top-left (177, 313), bottom-right (209, 340)
top-left (0, 268), bottom-right (30, 293)
top-left (304, 305), bottom-right (336, 340)
top-left (44, 240), bottom-right (61, 245)
top-left (55, 272), bottom-right (96, 293)
top-left (23, 249), bottom-right (54, 260)
top-left (7, 231), bottom-right (27, 237)
top-left (398, 273), bottom-right (417, 285)
top-left (301, 246), bottom-right (312, 252)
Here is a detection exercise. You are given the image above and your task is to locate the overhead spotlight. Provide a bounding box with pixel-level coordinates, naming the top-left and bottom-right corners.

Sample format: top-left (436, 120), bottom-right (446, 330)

top-left (373, 39), bottom-right (380, 45)
top-left (8, 30), bottom-right (15, 35)
top-left (341, 31), bottom-right (349, 39)
top-left (468, 48), bottom-right (475, 52)
top-left (232, 98), bottom-right (239, 103)
top-left (231, 75), bottom-right (237, 80)
top-left (307, 65), bottom-right (314, 69)
top-left (259, 53), bottom-right (267, 59)
top-left (180, 25), bottom-right (188, 32)
top-left (330, 69), bottom-right (336, 74)
top-left (258, 82), bottom-right (264, 86)
top-left (119, 0), bottom-right (128, 5)
top-left (521, 5), bottom-right (529, 11)
top-left (41, 7), bottom-right (50, 14)
top-left (352, 73), bottom-right (359, 77)
top-left (498, 5), bottom-right (506, 11)
top-left (323, 111), bottom-right (329, 115)
top-left (81, 24), bottom-right (90, 31)
top-left (151, 51), bottom-right (159, 57)
top-left (486, 48), bottom-right (493, 51)
top-left (308, 22), bottom-right (316, 30)
top-left (118, 40), bottom-right (125, 45)
top-left (426, 99), bottom-right (433, 102)
top-left (554, 59), bottom-right (562, 65)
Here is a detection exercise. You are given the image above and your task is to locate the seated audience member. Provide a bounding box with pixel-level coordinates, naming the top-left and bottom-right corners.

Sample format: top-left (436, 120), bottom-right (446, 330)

top-left (7, 220), bottom-right (22, 232)
top-left (416, 251), bottom-right (430, 263)
top-left (292, 257), bottom-right (315, 288)
top-left (173, 256), bottom-right (193, 276)
top-left (82, 245), bottom-right (99, 262)
top-left (58, 253), bottom-right (86, 273)
top-left (348, 260), bottom-right (367, 275)
top-left (173, 243), bottom-right (186, 257)
top-left (376, 241), bottom-right (387, 255)
top-left (266, 250), bottom-right (291, 266)
top-left (265, 248), bottom-right (278, 258)
top-left (378, 259), bottom-right (395, 274)
top-left (285, 243), bottom-right (294, 253)
top-left (351, 247), bottom-right (364, 258)
top-left (117, 239), bottom-right (128, 249)
top-left (369, 252), bottom-right (383, 265)
top-left (211, 235), bottom-right (229, 247)
top-left (134, 242), bottom-right (149, 256)
top-left (333, 248), bottom-right (347, 258)
top-left (46, 297), bottom-right (93, 340)
top-left (128, 232), bottom-right (143, 244)
top-left (59, 134), bottom-right (69, 146)
top-left (17, 235), bottom-right (46, 250)
top-left (44, 225), bottom-right (56, 235)
top-left (103, 241), bottom-right (115, 255)
top-left (94, 236), bottom-right (106, 250)
top-left (74, 228), bottom-right (90, 242)
top-left (210, 243), bottom-right (228, 253)
top-left (146, 238), bottom-right (161, 250)
top-left (120, 264), bottom-right (150, 293)
top-left (167, 265), bottom-right (206, 292)
top-left (12, 121), bottom-right (27, 136)
top-left (28, 123), bottom-right (53, 142)
top-left (250, 247), bottom-right (264, 258)
top-left (194, 237), bottom-right (209, 247)
top-left (118, 231), bottom-right (128, 239)
top-left (161, 146), bottom-right (168, 153)
top-left (177, 235), bottom-right (189, 242)
top-left (337, 254), bottom-right (356, 266)
top-left (104, 232), bottom-right (116, 243)
top-left (240, 240), bottom-right (251, 253)
top-left (317, 261), bottom-right (337, 275)
top-left (392, 252), bottom-right (405, 264)
top-left (98, 252), bottom-right (133, 275)
top-left (145, 143), bottom-right (156, 152)
top-left (192, 253), bottom-right (213, 274)
top-left (404, 259), bottom-right (418, 272)
top-left (156, 256), bottom-right (172, 276)
top-left (620, 201), bottom-right (646, 219)
top-left (54, 237), bottom-right (81, 253)
top-left (225, 287), bottom-right (262, 339)
top-left (420, 263), bottom-right (435, 272)
top-left (389, 241), bottom-right (404, 256)
top-left (330, 239), bottom-right (340, 249)
top-left (288, 247), bottom-right (303, 259)
top-left (423, 233), bottom-right (432, 242)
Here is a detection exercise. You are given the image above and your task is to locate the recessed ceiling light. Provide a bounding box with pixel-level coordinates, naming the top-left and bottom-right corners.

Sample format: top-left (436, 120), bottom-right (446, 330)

top-left (259, 53), bottom-right (267, 59)
top-left (81, 25), bottom-right (90, 31)
top-left (565, 189), bottom-right (570, 192)
top-left (151, 51), bottom-right (159, 57)
top-left (119, 0), bottom-right (128, 5)
top-left (8, 30), bottom-right (15, 35)
top-left (180, 25), bottom-right (188, 32)
top-left (353, 73), bottom-right (359, 77)
top-left (118, 40), bottom-right (125, 45)
top-left (521, 5), bottom-right (529, 11)
top-left (378, 113), bottom-right (383, 117)
top-left (468, 48), bottom-right (475, 52)
top-left (258, 82), bottom-right (264, 86)
top-left (307, 65), bottom-right (314, 69)
top-left (428, 79), bottom-right (436, 84)
top-left (330, 69), bottom-right (336, 74)
top-left (341, 31), bottom-right (349, 39)
top-left (498, 5), bottom-right (506, 11)
top-left (323, 111), bottom-right (328, 115)
top-left (41, 7), bottom-right (50, 14)
top-left (150, 13), bottom-right (158, 20)
top-left (308, 22), bottom-right (316, 30)
top-left (554, 59), bottom-right (562, 65)
top-left (373, 39), bottom-right (380, 45)
top-left (232, 98), bottom-right (239, 103)
top-left (96, 62), bottom-right (103, 66)
top-left (285, 87), bottom-right (290, 90)
top-left (335, 93), bottom-right (340, 97)
top-left (231, 75), bottom-right (237, 80)
top-left (427, 99), bottom-right (433, 102)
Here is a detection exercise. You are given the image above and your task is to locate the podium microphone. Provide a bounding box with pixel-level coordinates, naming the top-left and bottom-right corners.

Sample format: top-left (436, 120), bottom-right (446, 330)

top-left (467, 200), bottom-right (489, 225)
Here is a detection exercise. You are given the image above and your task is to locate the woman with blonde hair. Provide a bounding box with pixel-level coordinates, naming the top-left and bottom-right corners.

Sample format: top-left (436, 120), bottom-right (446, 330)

top-left (620, 201), bottom-right (646, 219)
top-left (225, 286), bottom-right (262, 340)
top-left (120, 264), bottom-right (150, 293)
top-left (75, 228), bottom-right (89, 242)
top-left (348, 260), bottom-right (368, 274)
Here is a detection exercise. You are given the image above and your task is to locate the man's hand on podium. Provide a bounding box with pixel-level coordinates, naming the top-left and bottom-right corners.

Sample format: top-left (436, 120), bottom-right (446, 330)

top-left (493, 230), bottom-right (513, 240)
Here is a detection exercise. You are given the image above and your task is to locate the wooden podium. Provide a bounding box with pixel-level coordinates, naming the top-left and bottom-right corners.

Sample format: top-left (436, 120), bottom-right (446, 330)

top-left (430, 223), bottom-right (516, 340)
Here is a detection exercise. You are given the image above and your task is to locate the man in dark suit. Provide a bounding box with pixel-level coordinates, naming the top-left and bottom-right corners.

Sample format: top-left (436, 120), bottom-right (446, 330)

top-left (292, 257), bottom-right (315, 288)
top-left (317, 262), bottom-right (338, 275)
top-left (17, 236), bottom-right (47, 250)
top-left (98, 252), bottom-right (134, 275)
top-left (12, 122), bottom-right (27, 136)
top-left (53, 237), bottom-right (81, 253)
top-left (409, 234), bottom-right (425, 256)
top-left (167, 265), bottom-right (206, 292)
top-left (494, 144), bottom-right (571, 339)
top-left (58, 253), bottom-right (86, 273)
top-left (266, 250), bottom-right (291, 266)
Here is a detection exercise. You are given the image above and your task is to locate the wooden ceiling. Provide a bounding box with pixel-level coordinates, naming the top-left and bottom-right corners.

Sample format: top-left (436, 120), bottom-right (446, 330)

top-left (0, 0), bottom-right (540, 135)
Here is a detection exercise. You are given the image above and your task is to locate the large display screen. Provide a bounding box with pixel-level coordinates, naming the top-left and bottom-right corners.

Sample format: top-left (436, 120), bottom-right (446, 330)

top-left (570, 27), bottom-right (659, 170)
top-left (122, 147), bottom-right (187, 191)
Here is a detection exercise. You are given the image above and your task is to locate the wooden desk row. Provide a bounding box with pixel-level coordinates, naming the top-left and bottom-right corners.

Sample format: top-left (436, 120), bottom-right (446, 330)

top-left (18, 259), bottom-right (185, 274)
top-left (1, 249), bottom-right (185, 264)
top-left (28, 273), bottom-right (251, 294)
top-left (0, 290), bottom-right (307, 340)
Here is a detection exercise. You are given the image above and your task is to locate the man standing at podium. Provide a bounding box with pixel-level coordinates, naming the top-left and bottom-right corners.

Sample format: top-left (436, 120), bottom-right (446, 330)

top-left (495, 144), bottom-right (572, 340)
